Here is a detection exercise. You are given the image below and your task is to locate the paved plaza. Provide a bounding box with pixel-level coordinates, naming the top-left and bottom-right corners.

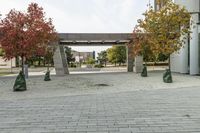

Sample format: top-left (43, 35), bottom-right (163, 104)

top-left (0, 72), bottom-right (200, 132)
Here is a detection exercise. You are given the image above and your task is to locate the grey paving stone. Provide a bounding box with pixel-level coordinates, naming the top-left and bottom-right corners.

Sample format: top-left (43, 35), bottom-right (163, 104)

top-left (0, 73), bottom-right (200, 132)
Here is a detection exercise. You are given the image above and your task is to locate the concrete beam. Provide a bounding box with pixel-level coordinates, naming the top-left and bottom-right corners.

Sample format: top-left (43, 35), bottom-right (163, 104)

top-left (59, 40), bottom-right (130, 46)
top-left (58, 33), bottom-right (132, 41)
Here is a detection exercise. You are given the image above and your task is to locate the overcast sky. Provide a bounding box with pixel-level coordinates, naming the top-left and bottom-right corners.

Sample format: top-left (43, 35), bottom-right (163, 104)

top-left (0, 0), bottom-right (154, 53)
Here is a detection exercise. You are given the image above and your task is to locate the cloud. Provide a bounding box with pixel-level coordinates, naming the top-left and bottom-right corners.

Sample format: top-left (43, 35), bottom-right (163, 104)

top-left (0, 0), bottom-right (151, 33)
top-left (0, 0), bottom-right (152, 52)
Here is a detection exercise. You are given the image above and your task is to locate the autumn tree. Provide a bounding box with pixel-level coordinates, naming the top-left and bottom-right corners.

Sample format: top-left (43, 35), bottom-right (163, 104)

top-left (132, 27), bottom-right (154, 65)
top-left (136, 0), bottom-right (191, 69)
top-left (0, 3), bottom-right (57, 73)
top-left (86, 57), bottom-right (95, 65)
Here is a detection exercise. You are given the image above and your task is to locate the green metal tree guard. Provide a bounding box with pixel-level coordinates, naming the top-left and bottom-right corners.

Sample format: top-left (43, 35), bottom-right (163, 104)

top-left (141, 65), bottom-right (147, 77)
top-left (44, 71), bottom-right (51, 81)
top-left (163, 69), bottom-right (173, 83)
top-left (13, 71), bottom-right (27, 91)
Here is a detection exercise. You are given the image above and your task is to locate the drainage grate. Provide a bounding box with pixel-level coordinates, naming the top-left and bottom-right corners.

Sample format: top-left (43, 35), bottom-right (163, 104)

top-left (95, 84), bottom-right (109, 87)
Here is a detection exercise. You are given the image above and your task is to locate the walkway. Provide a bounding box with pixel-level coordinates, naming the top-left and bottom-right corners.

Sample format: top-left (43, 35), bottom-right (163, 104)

top-left (0, 72), bottom-right (200, 132)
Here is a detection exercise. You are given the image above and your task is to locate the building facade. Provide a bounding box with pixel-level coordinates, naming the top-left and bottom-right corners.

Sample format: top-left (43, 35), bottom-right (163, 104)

top-left (0, 57), bottom-right (16, 68)
top-left (71, 50), bottom-right (95, 63)
top-left (155, 0), bottom-right (200, 75)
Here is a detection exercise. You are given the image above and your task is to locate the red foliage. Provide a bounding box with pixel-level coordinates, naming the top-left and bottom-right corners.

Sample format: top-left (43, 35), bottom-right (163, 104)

top-left (0, 3), bottom-right (57, 61)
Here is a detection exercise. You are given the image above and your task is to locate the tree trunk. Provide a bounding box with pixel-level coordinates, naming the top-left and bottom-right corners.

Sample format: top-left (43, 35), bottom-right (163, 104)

top-left (47, 60), bottom-right (50, 72)
top-left (47, 63), bottom-right (50, 72)
top-left (168, 54), bottom-right (171, 70)
top-left (21, 56), bottom-right (24, 73)
top-left (43, 59), bottom-right (46, 67)
top-left (38, 57), bottom-right (41, 66)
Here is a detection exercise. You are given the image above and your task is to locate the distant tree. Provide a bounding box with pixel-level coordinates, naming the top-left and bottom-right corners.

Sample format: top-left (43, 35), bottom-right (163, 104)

top-left (65, 46), bottom-right (75, 64)
top-left (86, 57), bottom-right (95, 65)
top-left (107, 47), bottom-right (117, 66)
top-left (107, 46), bottom-right (126, 66)
top-left (0, 3), bottom-right (57, 73)
top-left (44, 44), bottom-right (56, 71)
top-left (97, 50), bottom-right (108, 66)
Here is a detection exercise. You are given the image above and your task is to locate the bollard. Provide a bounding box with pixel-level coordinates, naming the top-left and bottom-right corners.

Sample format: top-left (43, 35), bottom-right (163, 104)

top-left (24, 64), bottom-right (29, 79)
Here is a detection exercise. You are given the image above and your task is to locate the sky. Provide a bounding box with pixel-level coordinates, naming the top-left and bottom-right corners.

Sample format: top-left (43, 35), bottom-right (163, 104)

top-left (0, 0), bottom-right (154, 54)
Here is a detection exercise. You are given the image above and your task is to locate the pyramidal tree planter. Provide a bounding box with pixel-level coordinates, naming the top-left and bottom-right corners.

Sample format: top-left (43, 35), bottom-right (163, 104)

top-left (13, 71), bottom-right (27, 91)
top-left (163, 69), bottom-right (173, 83)
top-left (141, 64), bottom-right (148, 77)
top-left (44, 70), bottom-right (51, 81)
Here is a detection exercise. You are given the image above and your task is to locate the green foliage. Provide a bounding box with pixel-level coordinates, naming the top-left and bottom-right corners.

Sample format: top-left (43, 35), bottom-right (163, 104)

top-left (65, 46), bottom-right (75, 64)
top-left (107, 46), bottom-right (126, 66)
top-left (27, 56), bottom-right (44, 66)
top-left (44, 45), bottom-right (56, 71)
top-left (94, 64), bottom-right (104, 68)
top-left (97, 50), bottom-right (108, 66)
top-left (143, 53), bottom-right (169, 62)
top-left (157, 53), bottom-right (169, 62)
top-left (26, 44), bottom-right (56, 67)
top-left (0, 48), bottom-right (4, 56)
top-left (69, 63), bottom-right (77, 68)
top-left (86, 57), bottom-right (95, 65)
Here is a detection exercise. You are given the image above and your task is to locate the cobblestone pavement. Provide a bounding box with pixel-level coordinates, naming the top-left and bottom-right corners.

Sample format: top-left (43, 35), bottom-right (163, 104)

top-left (0, 72), bottom-right (200, 132)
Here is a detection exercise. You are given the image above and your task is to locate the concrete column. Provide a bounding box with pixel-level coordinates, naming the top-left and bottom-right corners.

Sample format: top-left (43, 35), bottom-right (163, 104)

top-left (53, 43), bottom-right (69, 75)
top-left (190, 13), bottom-right (199, 75)
top-left (179, 34), bottom-right (189, 74)
top-left (126, 44), bottom-right (134, 72)
top-left (134, 56), bottom-right (143, 73)
top-left (170, 53), bottom-right (180, 72)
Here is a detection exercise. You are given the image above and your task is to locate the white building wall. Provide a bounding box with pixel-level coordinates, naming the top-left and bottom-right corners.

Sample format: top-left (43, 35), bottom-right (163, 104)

top-left (174, 0), bottom-right (199, 12)
top-left (179, 34), bottom-right (189, 73)
top-left (170, 52), bottom-right (180, 72)
top-left (190, 13), bottom-right (199, 75)
top-left (170, 0), bottom-right (200, 75)
top-left (170, 34), bottom-right (189, 74)
top-left (0, 57), bottom-right (16, 68)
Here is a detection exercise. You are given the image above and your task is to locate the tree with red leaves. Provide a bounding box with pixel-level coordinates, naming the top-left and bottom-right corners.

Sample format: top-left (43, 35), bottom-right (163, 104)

top-left (0, 3), bottom-right (57, 73)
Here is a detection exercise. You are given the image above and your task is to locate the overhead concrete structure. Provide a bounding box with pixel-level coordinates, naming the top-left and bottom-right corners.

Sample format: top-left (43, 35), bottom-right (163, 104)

top-left (58, 33), bottom-right (131, 46)
top-left (53, 33), bottom-right (143, 75)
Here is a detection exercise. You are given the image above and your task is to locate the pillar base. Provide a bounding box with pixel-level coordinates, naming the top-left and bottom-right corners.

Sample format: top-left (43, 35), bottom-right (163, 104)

top-left (134, 56), bottom-right (143, 73)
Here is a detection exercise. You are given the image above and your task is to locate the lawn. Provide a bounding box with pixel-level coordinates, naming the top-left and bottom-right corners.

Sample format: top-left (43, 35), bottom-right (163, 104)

top-left (0, 72), bottom-right (14, 76)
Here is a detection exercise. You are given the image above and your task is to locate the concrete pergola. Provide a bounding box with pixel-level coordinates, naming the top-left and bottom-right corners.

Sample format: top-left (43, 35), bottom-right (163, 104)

top-left (53, 33), bottom-right (143, 75)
